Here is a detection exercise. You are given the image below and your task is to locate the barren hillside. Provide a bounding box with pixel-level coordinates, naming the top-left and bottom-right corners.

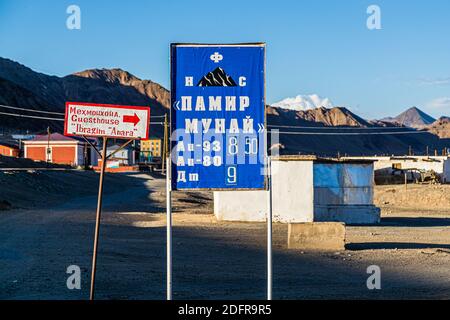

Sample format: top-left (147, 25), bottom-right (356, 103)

top-left (427, 117), bottom-right (450, 138)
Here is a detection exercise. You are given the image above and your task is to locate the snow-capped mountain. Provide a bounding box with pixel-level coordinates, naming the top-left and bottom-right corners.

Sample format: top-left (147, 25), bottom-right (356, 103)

top-left (271, 94), bottom-right (334, 111)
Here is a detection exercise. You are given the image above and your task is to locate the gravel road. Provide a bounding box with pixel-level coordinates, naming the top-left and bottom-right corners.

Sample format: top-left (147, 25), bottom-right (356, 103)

top-left (0, 172), bottom-right (449, 299)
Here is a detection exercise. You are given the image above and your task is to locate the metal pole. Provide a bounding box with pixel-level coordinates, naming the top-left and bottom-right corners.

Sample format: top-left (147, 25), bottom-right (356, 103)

top-left (90, 137), bottom-right (108, 300)
top-left (267, 156), bottom-right (272, 300)
top-left (404, 171), bottom-right (407, 190)
top-left (162, 114), bottom-right (168, 174)
top-left (166, 156), bottom-right (172, 300)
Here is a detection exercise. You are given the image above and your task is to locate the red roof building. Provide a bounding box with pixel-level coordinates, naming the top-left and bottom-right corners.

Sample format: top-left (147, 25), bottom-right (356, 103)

top-left (23, 133), bottom-right (98, 166)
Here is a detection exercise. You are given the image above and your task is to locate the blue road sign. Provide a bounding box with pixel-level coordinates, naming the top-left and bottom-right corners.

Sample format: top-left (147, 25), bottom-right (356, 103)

top-left (170, 43), bottom-right (266, 190)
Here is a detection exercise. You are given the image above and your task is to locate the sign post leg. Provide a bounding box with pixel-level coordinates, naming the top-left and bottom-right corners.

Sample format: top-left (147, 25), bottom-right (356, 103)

top-left (267, 156), bottom-right (272, 300)
top-left (166, 157), bottom-right (172, 300)
top-left (90, 137), bottom-right (108, 300)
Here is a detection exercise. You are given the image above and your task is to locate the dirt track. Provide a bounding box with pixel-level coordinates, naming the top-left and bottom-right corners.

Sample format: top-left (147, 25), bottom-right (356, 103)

top-left (0, 171), bottom-right (449, 299)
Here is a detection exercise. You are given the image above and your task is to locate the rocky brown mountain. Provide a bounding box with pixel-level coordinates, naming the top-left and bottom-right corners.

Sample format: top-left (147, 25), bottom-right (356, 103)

top-left (0, 57), bottom-right (169, 135)
top-left (381, 106), bottom-right (436, 128)
top-left (292, 106), bottom-right (370, 127)
top-left (71, 68), bottom-right (170, 110)
top-left (427, 117), bottom-right (450, 138)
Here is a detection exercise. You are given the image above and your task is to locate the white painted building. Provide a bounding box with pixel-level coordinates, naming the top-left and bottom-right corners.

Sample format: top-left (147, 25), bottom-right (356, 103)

top-left (214, 156), bottom-right (380, 225)
top-left (106, 144), bottom-right (135, 165)
top-left (343, 156), bottom-right (450, 183)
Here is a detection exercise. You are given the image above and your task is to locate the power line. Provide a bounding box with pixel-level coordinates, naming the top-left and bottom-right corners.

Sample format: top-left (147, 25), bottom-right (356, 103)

top-left (269, 130), bottom-right (429, 136)
top-left (268, 124), bottom-right (413, 130)
top-left (0, 107), bottom-right (164, 124)
top-left (0, 104), bottom-right (65, 115)
top-left (0, 111), bottom-right (64, 121)
top-left (0, 104), bottom-right (168, 118)
top-left (0, 106), bottom-right (432, 136)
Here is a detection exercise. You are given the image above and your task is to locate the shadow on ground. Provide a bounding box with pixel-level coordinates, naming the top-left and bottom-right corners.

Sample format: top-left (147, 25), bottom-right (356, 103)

top-left (379, 217), bottom-right (450, 227)
top-left (346, 242), bottom-right (450, 250)
top-left (1, 173), bottom-right (449, 300)
top-left (2, 214), bottom-right (448, 300)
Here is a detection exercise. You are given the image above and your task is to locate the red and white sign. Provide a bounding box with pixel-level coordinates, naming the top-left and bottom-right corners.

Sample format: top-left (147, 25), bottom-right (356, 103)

top-left (64, 102), bottom-right (150, 139)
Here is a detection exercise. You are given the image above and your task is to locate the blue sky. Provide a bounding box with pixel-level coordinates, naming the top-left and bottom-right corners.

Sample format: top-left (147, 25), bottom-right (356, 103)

top-left (1, 0), bottom-right (450, 119)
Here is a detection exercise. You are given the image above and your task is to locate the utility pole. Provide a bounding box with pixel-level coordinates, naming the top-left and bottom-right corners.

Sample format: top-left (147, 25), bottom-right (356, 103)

top-left (46, 126), bottom-right (51, 163)
top-left (18, 139), bottom-right (22, 157)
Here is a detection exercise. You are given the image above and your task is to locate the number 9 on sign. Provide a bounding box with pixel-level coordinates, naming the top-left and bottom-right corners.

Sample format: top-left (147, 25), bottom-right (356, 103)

top-left (227, 166), bottom-right (237, 184)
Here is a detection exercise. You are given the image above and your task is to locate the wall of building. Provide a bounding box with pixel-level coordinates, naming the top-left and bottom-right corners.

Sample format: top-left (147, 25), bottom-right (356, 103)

top-left (24, 143), bottom-right (85, 165)
top-left (141, 139), bottom-right (162, 157)
top-left (0, 145), bottom-right (19, 157)
top-left (90, 146), bottom-right (99, 166)
top-left (76, 144), bottom-right (99, 167)
top-left (213, 191), bottom-right (267, 222)
top-left (107, 148), bottom-right (134, 165)
top-left (25, 146), bottom-right (46, 162)
top-left (443, 159), bottom-right (450, 183)
top-left (76, 145), bottom-right (83, 166)
top-left (313, 163), bottom-right (374, 206)
top-left (312, 162), bottom-right (379, 224)
top-left (214, 161), bottom-right (314, 223)
top-left (51, 146), bottom-right (76, 165)
top-left (149, 139), bottom-right (161, 157)
top-left (272, 160), bottom-right (314, 222)
top-left (391, 158), bottom-right (444, 174)
top-left (344, 156), bottom-right (450, 184)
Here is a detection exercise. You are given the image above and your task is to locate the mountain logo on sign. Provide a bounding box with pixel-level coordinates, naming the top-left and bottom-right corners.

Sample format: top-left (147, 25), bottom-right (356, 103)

top-left (197, 67), bottom-right (237, 87)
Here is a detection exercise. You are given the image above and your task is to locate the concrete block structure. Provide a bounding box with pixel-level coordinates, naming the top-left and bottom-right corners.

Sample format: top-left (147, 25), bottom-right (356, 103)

top-left (288, 222), bottom-right (346, 251)
top-left (214, 156), bottom-right (380, 225)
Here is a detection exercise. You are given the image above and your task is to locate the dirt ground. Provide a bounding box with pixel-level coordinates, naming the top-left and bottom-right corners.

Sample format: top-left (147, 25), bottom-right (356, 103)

top-left (0, 171), bottom-right (449, 300)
